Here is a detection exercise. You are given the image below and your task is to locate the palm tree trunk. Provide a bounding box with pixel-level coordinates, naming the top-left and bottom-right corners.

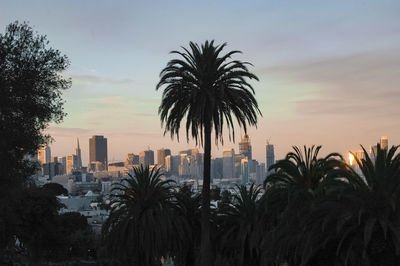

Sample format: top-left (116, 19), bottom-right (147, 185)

top-left (200, 121), bottom-right (212, 265)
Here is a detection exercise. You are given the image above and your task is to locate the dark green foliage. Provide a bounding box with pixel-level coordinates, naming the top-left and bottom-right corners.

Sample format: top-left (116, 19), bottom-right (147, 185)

top-left (216, 184), bottom-right (266, 266)
top-left (210, 186), bottom-right (222, 201)
top-left (58, 212), bottom-right (95, 259)
top-left (263, 145), bottom-right (400, 265)
top-left (157, 40), bottom-right (260, 265)
top-left (43, 182), bottom-right (68, 196)
top-left (16, 185), bottom-right (63, 261)
top-left (171, 184), bottom-right (202, 266)
top-left (101, 166), bottom-right (179, 265)
top-left (15, 186), bottom-right (94, 262)
top-left (263, 145), bottom-right (345, 223)
top-left (0, 21), bottom-right (70, 255)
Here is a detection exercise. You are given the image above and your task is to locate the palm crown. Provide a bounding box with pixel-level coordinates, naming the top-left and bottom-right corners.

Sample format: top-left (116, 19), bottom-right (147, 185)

top-left (156, 40), bottom-right (260, 144)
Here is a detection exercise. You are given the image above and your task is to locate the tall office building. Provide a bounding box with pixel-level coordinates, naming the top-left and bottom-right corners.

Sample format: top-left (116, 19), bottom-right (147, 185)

top-left (165, 155), bottom-right (180, 176)
top-left (179, 153), bottom-right (191, 176)
top-left (66, 154), bottom-right (78, 174)
top-left (266, 142), bottom-right (275, 173)
top-left (89, 135), bottom-right (108, 170)
top-left (139, 149), bottom-right (154, 167)
top-left (157, 148), bottom-right (171, 166)
top-left (125, 153), bottom-right (139, 166)
top-left (212, 157), bottom-right (223, 180)
top-left (223, 148), bottom-right (235, 178)
top-left (58, 156), bottom-right (67, 174)
top-left (256, 163), bottom-right (266, 185)
top-left (241, 158), bottom-right (249, 184)
top-left (37, 145), bottom-right (51, 164)
top-left (75, 138), bottom-right (82, 169)
top-left (380, 136), bottom-right (388, 151)
top-left (234, 154), bottom-right (245, 179)
top-left (239, 134), bottom-right (252, 161)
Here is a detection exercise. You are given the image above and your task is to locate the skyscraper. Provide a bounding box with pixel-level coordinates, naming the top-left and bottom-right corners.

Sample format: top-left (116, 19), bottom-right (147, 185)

top-left (256, 163), bottom-right (266, 185)
top-left (125, 153), bottom-right (139, 166)
top-left (239, 134), bottom-right (252, 161)
top-left (37, 145), bottom-right (51, 164)
top-left (139, 149), bottom-right (154, 167)
top-left (241, 158), bottom-right (249, 184)
top-left (75, 138), bottom-right (82, 169)
top-left (380, 136), bottom-right (388, 151)
top-left (89, 135), bottom-right (108, 170)
top-left (223, 148), bottom-right (235, 178)
top-left (66, 154), bottom-right (78, 174)
top-left (157, 148), bottom-right (171, 166)
top-left (266, 142), bottom-right (275, 173)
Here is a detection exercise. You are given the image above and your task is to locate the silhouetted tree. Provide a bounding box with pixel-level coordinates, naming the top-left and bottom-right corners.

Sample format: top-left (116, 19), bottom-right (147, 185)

top-left (102, 166), bottom-right (179, 265)
top-left (172, 184), bottom-right (202, 266)
top-left (157, 40), bottom-right (260, 265)
top-left (262, 145), bottom-right (345, 264)
top-left (0, 21), bottom-right (70, 259)
top-left (16, 186), bottom-right (95, 262)
top-left (43, 182), bottom-right (68, 196)
top-left (295, 144), bottom-right (400, 265)
top-left (216, 184), bottom-right (265, 266)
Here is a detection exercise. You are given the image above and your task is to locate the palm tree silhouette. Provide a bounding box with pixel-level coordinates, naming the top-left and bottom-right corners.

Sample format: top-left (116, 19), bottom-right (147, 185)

top-left (262, 145), bottom-right (345, 265)
top-left (102, 166), bottom-right (177, 265)
top-left (216, 184), bottom-right (265, 266)
top-left (156, 40), bottom-right (260, 265)
top-left (264, 145), bottom-right (343, 213)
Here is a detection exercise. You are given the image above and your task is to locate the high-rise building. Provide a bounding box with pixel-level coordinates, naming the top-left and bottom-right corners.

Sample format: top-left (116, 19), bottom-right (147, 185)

top-left (37, 145), bottom-right (51, 164)
top-left (266, 142), bottom-right (275, 173)
top-left (380, 136), bottom-right (388, 151)
top-left (66, 154), bottom-right (78, 174)
top-left (139, 149), bottom-right (154, 167)
top-left (171, 155), bottom-right (181, 176)
top-left (157, 148), bottom-right (171, 166)
top-left (234, 154), bottom-right (245, 179)
top-left (223, 148), bottom-right (235, 178)
top-left (58, 156), bottom-right (67, 174)
top-left (75, 138), bottom-right (82, 169)
top-left (179, 153), bottom-right (191, 176)
top-left (256, 163), bottom-right (266, 185)
top-left (239, 134), bottom-right (252, 161)
top-left (241, 158), bottom-right (249, 184)
top-left (89, 135), bottom-right (108, 170)
top-left (212, 157), bottom-right (223, 180)
top-left (125, 153), bottom-right (139, 166)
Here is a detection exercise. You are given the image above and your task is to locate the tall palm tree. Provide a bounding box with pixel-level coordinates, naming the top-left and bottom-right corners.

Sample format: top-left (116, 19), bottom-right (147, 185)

top-left (156, 40), bottom-right (260, 265)
top-left (102, 166), bottom-right (179, 265)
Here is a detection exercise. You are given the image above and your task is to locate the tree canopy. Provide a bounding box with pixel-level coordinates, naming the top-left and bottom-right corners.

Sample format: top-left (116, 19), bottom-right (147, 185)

top-left (0, 21), bottom-right (70, 258)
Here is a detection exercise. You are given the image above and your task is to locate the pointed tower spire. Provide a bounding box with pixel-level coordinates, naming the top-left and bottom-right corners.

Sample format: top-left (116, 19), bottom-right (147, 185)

top-left (75, 137), bottom-right (82, 170)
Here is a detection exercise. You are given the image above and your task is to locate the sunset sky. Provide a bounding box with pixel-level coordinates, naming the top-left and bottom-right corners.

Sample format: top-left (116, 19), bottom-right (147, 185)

top-left (1, 0), bottom-right (399, 165)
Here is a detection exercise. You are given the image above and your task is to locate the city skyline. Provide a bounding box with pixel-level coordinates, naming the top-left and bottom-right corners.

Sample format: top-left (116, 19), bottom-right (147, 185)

top-left (2, 0), bottom-right (399, 164)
